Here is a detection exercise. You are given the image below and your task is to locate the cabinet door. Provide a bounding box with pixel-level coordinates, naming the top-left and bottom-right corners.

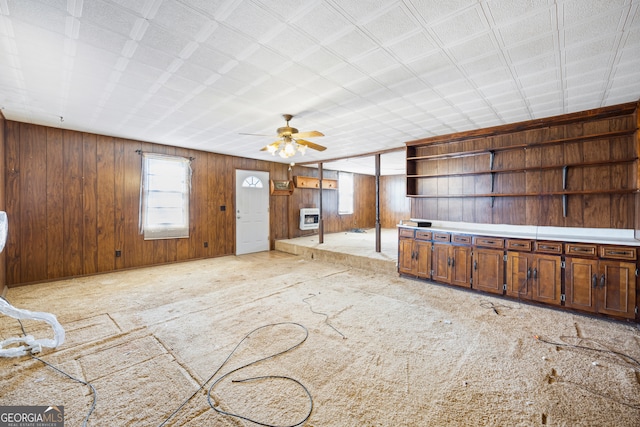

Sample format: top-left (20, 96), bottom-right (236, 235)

top-left (450, 245), bottom-right (471, 288)
top-left (564, 257), bottom-right (598, 313)
top-left (532, 254), bottom-right (562, 305)
top-left (598, 261), bottom-right (636, 319)
top-left (472, 248), bottom-right (505, 294)
top-left (506, 251), bottom-right (532, 299)
top-left (415, 240), bottom-right (432, 279)
top-left (398, 238), bottom-right (415, 275)
top-left (432, 243), bottom-right (452, 283)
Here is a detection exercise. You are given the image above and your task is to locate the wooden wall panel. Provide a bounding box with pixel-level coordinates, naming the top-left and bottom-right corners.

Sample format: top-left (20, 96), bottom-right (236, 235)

top-left (380, 175), bottom-right (410, 228)
top-left (83, 133), bottom-right (98, 275)
top-left (0, 113), bottom-right (5, 288)
top-left (46, 128), bottom-right (64, 278)
top-left (96, 136), bottom-right (115, 272)
top-left (20, 124), bottom-right (48, 283)
top-left (5, 121), bottom-right (20, 284)
top-left (63, 130), bottom-right (84, 277)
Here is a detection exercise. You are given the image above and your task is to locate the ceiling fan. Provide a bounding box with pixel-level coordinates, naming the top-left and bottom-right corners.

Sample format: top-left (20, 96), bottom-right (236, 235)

top-left (243, 114), bottom-right (326, 159)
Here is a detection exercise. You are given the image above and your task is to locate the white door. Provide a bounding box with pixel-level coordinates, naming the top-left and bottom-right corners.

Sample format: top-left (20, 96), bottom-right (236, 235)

top-left (236, 170), bottom-right (270, 255)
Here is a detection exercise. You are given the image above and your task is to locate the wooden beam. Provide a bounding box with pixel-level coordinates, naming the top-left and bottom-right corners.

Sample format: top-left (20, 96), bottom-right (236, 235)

top-left (297, 146), bottom-right (405, 166)
top-left (318, 162), bottom-right (323, 244)
top-left (375, 154), bottom-right (381, 253)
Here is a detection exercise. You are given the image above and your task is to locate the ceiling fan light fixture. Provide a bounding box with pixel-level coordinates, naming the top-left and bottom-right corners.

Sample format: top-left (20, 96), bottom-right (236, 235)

top-left (297, 144), bottom-right (307, 155)
top-left (267, 143), bottom-right (278, 155)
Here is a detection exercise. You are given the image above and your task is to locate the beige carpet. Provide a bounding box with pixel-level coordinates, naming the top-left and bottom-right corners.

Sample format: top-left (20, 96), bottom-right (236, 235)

top-left (1, 251), bottom-right (639, 426)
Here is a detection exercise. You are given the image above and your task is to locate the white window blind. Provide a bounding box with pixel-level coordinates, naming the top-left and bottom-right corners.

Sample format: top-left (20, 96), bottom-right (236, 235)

top-left (338, 172), bottom-right (354, 215)
top-left (140, 153), bottom-right (191, 240)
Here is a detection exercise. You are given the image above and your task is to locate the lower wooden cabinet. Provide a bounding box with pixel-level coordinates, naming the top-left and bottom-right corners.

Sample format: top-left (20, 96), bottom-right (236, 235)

top-left (506, 252), bottom-right (562, 305)
top-left (472, 248), bottom-right (504, 294)
top-left (565, 257), bottom-right (637, 319)
top-left (432, 243), bottom-right (471, 288)
top-left (397, 227), bottom-right (639, 322)
top-left (398, 233), bottom-right (431, 279)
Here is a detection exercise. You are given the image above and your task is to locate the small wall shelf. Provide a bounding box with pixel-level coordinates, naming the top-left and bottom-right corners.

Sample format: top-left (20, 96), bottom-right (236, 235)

top-left (294, 176), bottom-right (338, 190)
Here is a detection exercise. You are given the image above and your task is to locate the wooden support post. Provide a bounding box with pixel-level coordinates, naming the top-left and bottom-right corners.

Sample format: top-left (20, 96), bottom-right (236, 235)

top-left (375, 154), bottom-right (381, 253)
top-left (319, 162), bottom-right (324, 244)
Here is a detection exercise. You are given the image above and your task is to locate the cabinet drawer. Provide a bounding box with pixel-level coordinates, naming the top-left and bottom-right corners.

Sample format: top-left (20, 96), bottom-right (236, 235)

top-left (535, 241), bottom-right (563, 254)
top-left (399, 228), bottom-right (414, 238)
top-left (565, 243), bottom-right (597, 257)
top-left (506, 239), bottom-right (532, 251)
top-left (473, 236), bottom-right (504, 248)
top-left (452, 234), bottom-right (471, 245)
top-left (599, 245), bottom-right (636, 261)
top-left (416, 231), bottom-right (432, 241)
top-left (433, 232), bottom-right (451, 242)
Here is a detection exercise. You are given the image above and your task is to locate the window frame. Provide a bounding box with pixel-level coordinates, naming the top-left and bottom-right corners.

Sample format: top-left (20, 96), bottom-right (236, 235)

top-left (338, 171), bottom-right (354, 215)
top-left (139, 153), bottom-right (192, 240)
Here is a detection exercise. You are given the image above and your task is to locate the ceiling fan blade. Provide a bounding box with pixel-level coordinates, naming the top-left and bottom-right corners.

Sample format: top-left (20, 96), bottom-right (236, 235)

top-left (260, 141), bottom-right (281, 151)
top-left (295, 139), bottom-right (327, 151)
top-left (291, 130), bottom-right (324, 138)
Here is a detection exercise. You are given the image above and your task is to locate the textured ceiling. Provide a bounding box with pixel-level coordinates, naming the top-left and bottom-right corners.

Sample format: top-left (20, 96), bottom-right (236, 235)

top-left (0, 0), bottom-right (639, 175)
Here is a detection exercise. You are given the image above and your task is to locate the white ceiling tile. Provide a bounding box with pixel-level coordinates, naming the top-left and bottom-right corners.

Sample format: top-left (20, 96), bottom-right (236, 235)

top-left (130, 43), bottom-right (176, 70)
top-left (152, 1), bottom-right (211, 38)
top-left (139, 24), bottom-right (192, 57)
top-left (372, 64), bottom-right (415, 86)
top-left (430, 6), bottom-right (488, 46)
top-left (562, 0), bottom-right (628, 25)
top-left (516, 69), bottom-right (558, 88)
top-left (263, 28), bottom-right (318, 60)
top-left (405, 51), bottom-right (453, 76)
top-left (292, 2), bottom-right (352, 43)
top-left (564, 36), bottom-right (617, 63)
top-left (6, 0), bottom-right (67, 35)
top-left (203, 24), bottom-right (256, 59)
top-left (241, 45), bottom-right (289, 73)
top-left (82, 0), bottom-right (139, 37)
top-left (447, 33), bottom-right (498, 63)
top-left (484, 0), bottom-right (552, 25)
top-left (362, 4), bottom-right (421, 44)
top-left (351, 48), bottom-right (397, 74)
top-left (409, 0), bottom-right (476, 24)
top-left (108, 0), bottom-right (148, 16)
top-left (334, 0), bottom-right (390, 22)
top-left (507, 35), bottom-right (555, 64)
top-left (77, 21), bottom-right (129, 55)
top-left (498, 9), bottom-right (554, 47)
top-left (223, 0), bottom-right (282, 43)
top-left (326, 29), bottom-right (378, 60)
top-left (294, 47), bottom-right (344, 73)
top-left (385, 31), bottom-right (439, 62)
top-left (460, 53), bottom-right (505, 75)
top-left (564, 11), bottom-right (624, 46)
top-left (513, 54), bottom-right (557, 77)
top-left (323, 63), bottom-right (368, 86)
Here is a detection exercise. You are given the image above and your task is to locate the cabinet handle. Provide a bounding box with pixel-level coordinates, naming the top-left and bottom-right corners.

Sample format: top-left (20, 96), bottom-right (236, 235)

top-left (570, 247), bottom-right (592, 253)
top-left (607, 250), bottom-right (631, 256)
top-left (533, 268), bottom-right (537, 279)
top-left (451, 258), bottom-right (455, 268)
top-left (473, 260), bottom-right (478, 270)
top-left (527, 267), bottom-right (531, 279)
top-left (600, 274), bottom-right (605, 288)
top-left (511, 243), bottom-right (526, 247)
top-left (592, 274), bottom-right (598, 288)
top-left (539, 245), bottom-right (555, 250)
top-left (483, 240), bottom-right (495, 244)
top-left (447, 257), bottom-right (451, 266)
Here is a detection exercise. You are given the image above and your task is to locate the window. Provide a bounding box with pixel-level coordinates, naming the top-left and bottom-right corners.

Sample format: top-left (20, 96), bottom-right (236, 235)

top-left (338, 172), bottom-right (354, 215)
top-left (242, 176), bottom-right (263, 188)
top-left (140, 153), bottom-right (191, 240)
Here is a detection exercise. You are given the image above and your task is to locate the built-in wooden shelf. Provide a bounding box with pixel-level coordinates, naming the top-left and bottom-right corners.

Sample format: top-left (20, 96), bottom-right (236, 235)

top-left (293, 176), bottom-right (338, 190)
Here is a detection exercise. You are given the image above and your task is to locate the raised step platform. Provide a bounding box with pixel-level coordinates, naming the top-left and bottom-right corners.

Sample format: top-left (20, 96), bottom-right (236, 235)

top-left (275, 229), bottom-right (398, 274)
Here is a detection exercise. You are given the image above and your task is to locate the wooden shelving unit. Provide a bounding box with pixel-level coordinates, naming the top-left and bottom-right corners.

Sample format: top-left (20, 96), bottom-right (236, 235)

top-left (405, 102), bottom-right (639, 222)
top-left (293, 175), bottom-right (338, 190)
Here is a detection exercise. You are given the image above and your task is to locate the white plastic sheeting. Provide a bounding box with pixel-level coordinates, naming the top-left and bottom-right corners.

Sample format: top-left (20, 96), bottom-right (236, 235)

top-left (0, 298), bottom-right (66, 357)
top-left (0, 211), bottom-right (66, 357)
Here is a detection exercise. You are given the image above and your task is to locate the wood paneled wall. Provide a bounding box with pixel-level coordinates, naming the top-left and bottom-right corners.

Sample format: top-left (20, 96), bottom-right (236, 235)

top-left (0, 111), bottom-right (5, 288)
top-left (3, 122), bottom-right (387, 286)
top-left (380, 175), bottom-right (411, 227)
top-left (408, 102), bottom-right (639, 229)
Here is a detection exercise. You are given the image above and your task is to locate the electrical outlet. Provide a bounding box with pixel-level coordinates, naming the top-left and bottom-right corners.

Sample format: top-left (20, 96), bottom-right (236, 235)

top-left (115, 250), bottom-right (121, 257)
top-left (204, 242), bottom-right (208, 248)
top-left (220, 205), bottom-right (226, 211)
